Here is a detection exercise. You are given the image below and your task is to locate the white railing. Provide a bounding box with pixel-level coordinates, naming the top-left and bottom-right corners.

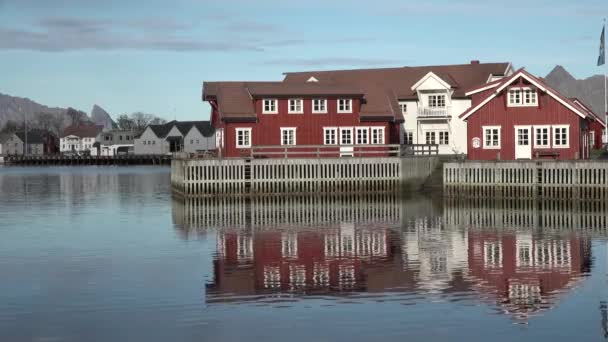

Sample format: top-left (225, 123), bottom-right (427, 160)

top-left (417, 106), bottom-right (451, 118)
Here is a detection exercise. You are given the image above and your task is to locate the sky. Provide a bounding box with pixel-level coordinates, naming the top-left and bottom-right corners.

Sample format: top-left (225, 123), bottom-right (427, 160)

top-left (0, 0), bottom-right (607, 121)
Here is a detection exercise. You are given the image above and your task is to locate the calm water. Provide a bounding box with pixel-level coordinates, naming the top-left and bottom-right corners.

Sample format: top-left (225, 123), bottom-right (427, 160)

top-left (1, 166), bottom-right (608, 341)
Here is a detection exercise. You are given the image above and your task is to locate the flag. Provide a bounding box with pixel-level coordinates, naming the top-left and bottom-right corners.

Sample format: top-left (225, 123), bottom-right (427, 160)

top-left (598, 25), bottom-right (605, 66)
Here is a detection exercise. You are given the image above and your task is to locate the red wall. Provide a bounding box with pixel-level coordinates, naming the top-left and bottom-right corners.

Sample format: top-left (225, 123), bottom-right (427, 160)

top-left (220, 97), bottom-right (392, 158)
top-left (590, 120), bottom-right (604, 149)
top-left (467, 85), bottom-right (583, 160)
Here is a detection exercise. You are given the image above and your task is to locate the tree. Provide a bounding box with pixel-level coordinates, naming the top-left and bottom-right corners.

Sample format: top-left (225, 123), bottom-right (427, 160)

top-left (0, 120), bottom-right (19, 133)
top-left (66, 107), bottom-right (88, 126)
top-left (116, 114), bottom-right (136, 130)
top-left (115, 112), bottom-right (167, 131)
top-left (36, 112), bottom-right (63, 135)
top-left (149, 117), bottom-right (167, 125)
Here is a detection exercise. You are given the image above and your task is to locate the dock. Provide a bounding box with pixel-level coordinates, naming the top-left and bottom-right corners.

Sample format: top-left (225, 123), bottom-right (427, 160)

top-left (3, 154), bottom-right (172, 166)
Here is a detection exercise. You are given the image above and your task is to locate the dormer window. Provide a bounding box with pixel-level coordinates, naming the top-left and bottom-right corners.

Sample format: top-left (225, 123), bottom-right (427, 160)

top-left (288, 99), bottom-right (303, 114)
top-left (312, 99), bottom-right (327, 113)
top-left (508, 88), bottom-right (537, 107)
top-left (263, 99), bottom-right (278, 114)
top-left (338, 99), bottom-right (352, 113)
top-left (399, 102), bottom-right (407, 114)
top-left (428, 95), bottom-right (446, 108)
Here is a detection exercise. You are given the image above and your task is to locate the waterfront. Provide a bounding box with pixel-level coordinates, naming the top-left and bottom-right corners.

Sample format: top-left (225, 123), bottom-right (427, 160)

top-left (1, 167), bottom-right (608, 341)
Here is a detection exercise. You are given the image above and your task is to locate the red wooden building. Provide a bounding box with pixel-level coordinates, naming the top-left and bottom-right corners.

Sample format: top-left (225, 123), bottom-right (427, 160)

top-left (460, 69), bottom-right (605, 160)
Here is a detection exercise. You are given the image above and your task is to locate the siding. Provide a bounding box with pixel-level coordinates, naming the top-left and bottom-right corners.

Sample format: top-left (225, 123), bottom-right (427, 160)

top-left (183, 127), bottom-right (216, 153)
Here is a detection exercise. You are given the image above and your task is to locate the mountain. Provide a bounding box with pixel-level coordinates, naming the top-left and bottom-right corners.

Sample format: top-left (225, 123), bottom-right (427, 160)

top-left (0, 93), bottom-right (68, 128)
top-left (91, 104), bottom-right (115, 131)
top-left (544, 66), bottom-right (606, 117)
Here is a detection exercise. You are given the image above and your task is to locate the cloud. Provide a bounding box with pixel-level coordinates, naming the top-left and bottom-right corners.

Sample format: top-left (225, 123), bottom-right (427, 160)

top-left (258, 57), bottom-right (403, 67)
top-left (222, 20), bottom-right (279, 33)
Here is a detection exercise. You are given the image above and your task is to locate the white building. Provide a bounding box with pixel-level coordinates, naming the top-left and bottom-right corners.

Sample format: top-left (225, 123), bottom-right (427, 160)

top-left (133, 120), bottom-right (216, 155)
top-left (60, 125), bottom-right (102, 154)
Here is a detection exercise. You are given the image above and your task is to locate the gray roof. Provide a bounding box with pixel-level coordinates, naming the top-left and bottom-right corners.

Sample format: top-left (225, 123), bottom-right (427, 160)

top-left (15, 131), bottom-right (45, 144)
top-left (146, 121), bottom-right (215, 139)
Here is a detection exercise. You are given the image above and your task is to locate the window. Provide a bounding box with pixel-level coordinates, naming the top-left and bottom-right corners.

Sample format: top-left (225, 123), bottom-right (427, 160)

top-left (425, 131), bottom-right (436, 145)
top-left (534, 126), bottom-right (550, 148)
top-left (340, 127), bottom-right (353, 145)
top-left (119, 135), bottom-right (123, 141)
top-left (338, 99), bottom-right (352, 113)
top-left (439, 131), bottom-right (449, 145)
top-left (288, 99), bottom-right (303, 114)
top-left (508, 88), bottom-right (537, 106)
top-left (356, 127), bottom-right (368, 144)
top-left (590, 131), bottom-right (596, 146)
top-left (236, 128), bottom-right (251, 148)
top-left (403, 130), bottom-right (413, 145)
top-left (313, 99), bottom-right (327, 113)
top-left (553, 125), bottom-right (569, 148)
top-left (371, 127), bottom-right (384, 144)
top-left (190, 139), bottom-right (194, 144)
top-left (428, 95), bottom-right (446, 108)
top-left (196, 140), bottom-right (200, 144)
top-left (153, 141), bottom-right (155, 145)
top-left (280, 127), bottom-right (296, 145)
top-left (324, 127), bottom-right (337, 145)
top-left (143, 141), bottom-right (147, 145)
top-left (262, 99), bottom-right (278, 114)
top-left (483, 126), bottom-right (501, 149)
top-left (399, 102), bottom-right (408, 114)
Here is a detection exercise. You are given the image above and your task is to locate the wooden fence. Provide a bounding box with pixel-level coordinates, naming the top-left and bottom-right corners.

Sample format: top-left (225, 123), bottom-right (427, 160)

top-left (249, 144), bottom-right (438, 158)
top-left (172, 156), bottom-right (439, 197)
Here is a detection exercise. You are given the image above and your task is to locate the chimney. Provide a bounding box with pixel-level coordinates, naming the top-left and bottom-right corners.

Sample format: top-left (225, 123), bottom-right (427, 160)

top-left (470, 60), bottom-right (480, 64)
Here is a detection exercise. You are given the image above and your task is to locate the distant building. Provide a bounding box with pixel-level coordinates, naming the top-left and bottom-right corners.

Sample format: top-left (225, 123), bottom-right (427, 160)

top-left (134, 121), bottom-right (216, 155)
top-left (60, 125), bottom-right (103, 154)
top-left (92, 129), bottom-right (137, 156)
top-left (0, 131), bottom-right (45, 155)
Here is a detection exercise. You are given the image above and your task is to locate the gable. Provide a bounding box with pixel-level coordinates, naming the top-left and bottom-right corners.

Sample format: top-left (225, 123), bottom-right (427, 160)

top-left (411, 72), bottom-right (452, 91)
top-left (166, 126), bottom-right (182, 138)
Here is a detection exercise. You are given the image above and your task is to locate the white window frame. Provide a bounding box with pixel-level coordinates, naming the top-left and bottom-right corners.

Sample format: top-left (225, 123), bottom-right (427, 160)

top-left (355, 127), bottom-right (369, 145)
top-left (533, 125), bottom-right (550, 148)
top-left (370, 127), bottom-right (385, 145)
top-left (590, 131), bottom-right (596, 146)
top-left (428, 94), bottom-right (446, 108)
top-left (438, 131), bottom-right (449, 145)
top-left (508, 87), bottom-right (537, 107)
top-left (425, 131), bottom-right (436, 145)
top-left (312, 98), bottom-right (327, 114)
top-left (399, 101), bottom-right (408, 115)
top-left (280, 127), bottom-right (296, 146)
top-left (403, 130), bottom-right (413, 145)
top-left (323, 127), bottom-right (338, 145)
top-left (262, 98), bottom-right (278, 114)
top-left (339, 127), bottom-right (353, 145)
top-left (235, 128), bottom-right (252, 148)
top-left (552, 125), bottom-right (569, 148)
top-left (483, 126), bottom-right (501, 149)
top-left (288, 98), bottom-right (303, 114)
top-left (338, 98), bottom-right (353, 113)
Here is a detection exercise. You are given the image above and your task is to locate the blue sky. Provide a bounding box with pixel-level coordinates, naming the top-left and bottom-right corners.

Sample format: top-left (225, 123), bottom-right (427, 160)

top-left (0, 0), bottom-right (606, 121)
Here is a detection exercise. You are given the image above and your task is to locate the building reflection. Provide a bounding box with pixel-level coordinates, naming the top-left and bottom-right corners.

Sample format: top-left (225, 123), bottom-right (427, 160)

top-left (172, 194), bottom-right (595, 322)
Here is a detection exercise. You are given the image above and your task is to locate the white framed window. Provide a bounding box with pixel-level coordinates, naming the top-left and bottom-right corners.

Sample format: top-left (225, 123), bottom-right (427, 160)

top-left (590, 131), bottom-right (596, 146)
top-left (425, 131), bottom-right (436, 145)
top-left (508, 87), bottom-right (537, 107)
top-left (428, 94), bottom-right (446, 108)
top-left (324, 127), bottom-right (338, 145)
top-left (340, 127), bottom-right (353, 145)
top-left (312, 98), bottom-right (327, 113)
top-left (355, 127), bottom-right (368, 144)
top-left (280, 127), bottom-right (296, 145)
top-left (399, 102), bottom-right (408, 115)
top-left (288, 98), bottom-right (303, 114)
top-left (403, 130), bottom-right (413, 144)
top-left (439, 131), bottom-right (449, 145)
top-left (483, 241), bottom-right (503, 269)
top-left (235, 128), bottom-right (251, 148)
top-left (483, 126), bottom-right (501, 149)
top-left (371, 127), bottom-right (385, 144)
top-left (534, 125), bottom-right (550, 148)
top-left (553, 125), bottom-right (569, 148)
top-left (338, 98), bottom-right (352, 113)
top-left (262, 99), bottom-right (278, 114)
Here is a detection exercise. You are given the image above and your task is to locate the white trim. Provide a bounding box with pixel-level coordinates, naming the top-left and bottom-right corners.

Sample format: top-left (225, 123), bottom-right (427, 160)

top-left (507, 87), bottom-right (538, 107)
top-left (482, 125), bottom-right (501, 149)
top-left (323, 127), bottom-right (338, 145)
top-left (337, 98), bottom-right (353, 113)
top-left (280, 127), bottom-right (297, 146)
top-left (339, 127), bottom-right (353, 145)
top-left (370, 127), bottom-right (385, 144)
top-left (235, 128), bottom-right (252, 148)
top-left (590, 130), bottom-right (596, 146)
top-left (514, 125), bottom-right (532, 160)
top-left (533, 125), bottom-right (551, 148)
top-left (552, 125), bottom-right (570, 149)
top-left (399, 101), bottom-right (408, 115)
top-left (465, 82), bottom-right (500, 96)
top-left (288, 98), bottom-right (304, 114)
top-left (307, 76), bottom-right (319, 83)
top-left (411, 71), bottom-right (452, 91)
top-left (461, 71), bottom-right (588, 121)
top-left (312, 98), bottom-right (328, 114)
top-left (262, 99), bottom-right (278, 114)
top-left (355, 127), bottom-right (369, 145)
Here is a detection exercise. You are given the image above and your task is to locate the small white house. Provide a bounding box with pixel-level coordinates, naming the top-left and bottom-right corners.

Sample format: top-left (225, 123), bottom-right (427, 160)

top-left (60, 125), bottom-right (102, 154)
top-left (134, 121), bottom-right (216, 155)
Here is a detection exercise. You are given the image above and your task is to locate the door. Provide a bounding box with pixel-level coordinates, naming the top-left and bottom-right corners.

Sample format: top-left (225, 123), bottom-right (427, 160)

top-left (514, 126), bottom-right (531, 159)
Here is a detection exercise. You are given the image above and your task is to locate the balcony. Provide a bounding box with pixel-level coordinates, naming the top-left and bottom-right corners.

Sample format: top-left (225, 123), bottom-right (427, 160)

top-left (417, 106), bottom-right (451, 119)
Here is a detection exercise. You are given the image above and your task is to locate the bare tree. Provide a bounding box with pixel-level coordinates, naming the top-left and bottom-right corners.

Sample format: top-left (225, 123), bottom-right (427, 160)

top-left (118, 112), bottom-right (167, 131)
top-left (66, 107), bottom-right (88, 126)
top-left (116, 114), bottom-right (136, 130)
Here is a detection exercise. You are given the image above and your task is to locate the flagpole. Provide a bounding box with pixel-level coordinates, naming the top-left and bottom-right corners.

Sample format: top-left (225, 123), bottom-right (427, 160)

top-left (604, 19), bottom-right (607, 146)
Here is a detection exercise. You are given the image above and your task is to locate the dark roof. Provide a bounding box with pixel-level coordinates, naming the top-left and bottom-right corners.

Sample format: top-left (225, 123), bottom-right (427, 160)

top-left (148, 122), bottom-right (175, 138)
top-left (146, 121), bottom-right (216, 139)
top-left (203, 62), bottom-right (511, 121)
top-left (62, 125), bottom-right (103, 138)
top-left (166, 136), bottom-right (183, 142)
top-left (15, 131), bottom-right (45, 144)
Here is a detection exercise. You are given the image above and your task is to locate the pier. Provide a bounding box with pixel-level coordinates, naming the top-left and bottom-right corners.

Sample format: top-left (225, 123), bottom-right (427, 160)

top-left (3, 154), bottom-right (172, 166)
top-left (172, 154), bottom-right (439, 197)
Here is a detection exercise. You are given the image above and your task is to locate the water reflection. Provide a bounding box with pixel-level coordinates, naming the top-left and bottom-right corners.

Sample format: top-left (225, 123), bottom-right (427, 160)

top-left (172, 193), bottom-right (595, 323)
